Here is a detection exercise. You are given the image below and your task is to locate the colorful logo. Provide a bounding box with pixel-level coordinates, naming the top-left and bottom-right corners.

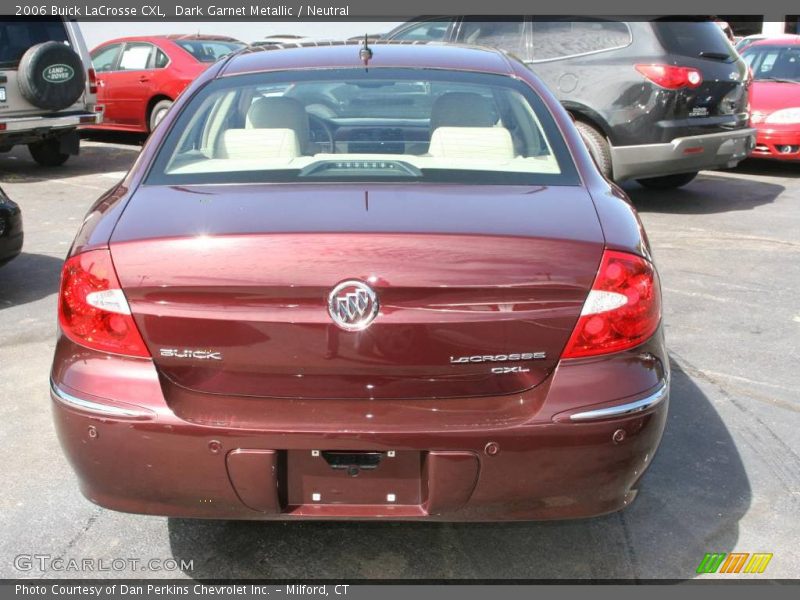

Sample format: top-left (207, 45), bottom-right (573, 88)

top-left (696, 552), bottom-right (773, 574)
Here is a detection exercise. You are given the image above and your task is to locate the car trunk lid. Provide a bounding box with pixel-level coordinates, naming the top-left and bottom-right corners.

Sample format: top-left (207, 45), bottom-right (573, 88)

top-left (110, 183), bottom-right (604, 400)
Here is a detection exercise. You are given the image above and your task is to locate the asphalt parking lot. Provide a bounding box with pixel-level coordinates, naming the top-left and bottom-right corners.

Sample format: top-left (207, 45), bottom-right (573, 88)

top-left (0, 139), bottom-right (798, 580)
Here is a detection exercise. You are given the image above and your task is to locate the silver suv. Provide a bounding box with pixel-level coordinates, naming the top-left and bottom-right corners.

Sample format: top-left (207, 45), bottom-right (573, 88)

top-left (0, 18), bottom-right (101, 166)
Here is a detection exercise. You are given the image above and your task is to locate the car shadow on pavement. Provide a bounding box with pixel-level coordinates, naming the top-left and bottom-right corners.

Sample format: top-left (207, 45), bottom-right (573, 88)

top-left (731, 158), bottom-right (800, 179)
top-left (0, 252), bottom-right (63, 309)
top-left (627, 171), bottom-right (784, 216)
top-left (0, 141), bottom-right (140, 184)
top-left (80, 130), bottom-right (148, 147)
top-left (167, 359), bottom-right (750, 580)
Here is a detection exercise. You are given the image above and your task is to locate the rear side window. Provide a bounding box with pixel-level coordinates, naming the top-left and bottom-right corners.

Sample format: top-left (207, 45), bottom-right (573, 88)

top-left (389, 21), bottom-right (453, 42)
top-left (118, 43), bottom-right (153, 71)
top-left (653, 21), bottom-right (737, 62)
top-left (174, 40), bottom-right (245, 62)
top-left (458, 20), bottom-right (527, 55)
top-left (531, 20), bottom-right (631, 61)
top-left (0, 18), bottom-right (69, 69)
top-left (154, 49), bottom-right (170, 69)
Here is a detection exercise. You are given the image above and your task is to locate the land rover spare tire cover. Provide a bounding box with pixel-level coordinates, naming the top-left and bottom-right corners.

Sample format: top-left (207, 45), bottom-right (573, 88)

top-left (17, 42), bottom-right (86, 111)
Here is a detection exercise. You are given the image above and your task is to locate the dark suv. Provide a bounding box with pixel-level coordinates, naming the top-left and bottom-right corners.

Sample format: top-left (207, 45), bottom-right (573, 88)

top-left (385, 18), bottom-right (756, 188)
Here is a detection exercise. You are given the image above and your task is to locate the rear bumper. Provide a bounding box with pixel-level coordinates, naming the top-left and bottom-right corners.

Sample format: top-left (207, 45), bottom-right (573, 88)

top-left (0, 110), bottom-right (101, 133)
top-left (611, 128), bottom-right (756, 181)
top-left (750, 127), bottom-right (800, 161)
top-left (0, 111), bottom-right (102, 148)
top-left (50, 333), bottom-right (670, 521)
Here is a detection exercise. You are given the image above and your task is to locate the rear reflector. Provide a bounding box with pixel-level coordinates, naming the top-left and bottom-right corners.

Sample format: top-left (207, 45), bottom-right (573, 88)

top-left (58, 249), bottom-right (150, 358)
top-left (562, 250), bottom-right (661, 358)
top-left (635, 64), bottom-right (703, 90)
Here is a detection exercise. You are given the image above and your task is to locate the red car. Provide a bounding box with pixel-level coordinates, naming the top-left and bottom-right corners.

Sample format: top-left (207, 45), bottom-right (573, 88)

top-left (51, 42), bottom-right (668, 521)
top-left (88, 34), bottom-right (245, 132)
top-left (742, 36), bottom-right (800, 161)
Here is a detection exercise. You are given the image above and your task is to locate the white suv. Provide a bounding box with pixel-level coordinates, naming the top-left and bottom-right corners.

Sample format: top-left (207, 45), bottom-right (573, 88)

top-left (0, 18), bottom-right (101, 166)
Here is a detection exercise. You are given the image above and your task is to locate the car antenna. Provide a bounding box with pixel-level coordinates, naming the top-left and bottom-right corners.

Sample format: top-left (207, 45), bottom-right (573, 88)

top-left (359, 34), bottom-right (373, 70)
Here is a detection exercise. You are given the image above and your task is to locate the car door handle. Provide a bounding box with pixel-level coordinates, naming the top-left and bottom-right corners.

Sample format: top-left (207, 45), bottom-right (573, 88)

top-left (138, 76), bottom-right (150, 83)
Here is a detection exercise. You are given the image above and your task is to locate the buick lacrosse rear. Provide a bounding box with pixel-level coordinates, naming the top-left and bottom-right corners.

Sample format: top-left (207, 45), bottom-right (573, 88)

top-left (50, 43), bottom-right (668, 521)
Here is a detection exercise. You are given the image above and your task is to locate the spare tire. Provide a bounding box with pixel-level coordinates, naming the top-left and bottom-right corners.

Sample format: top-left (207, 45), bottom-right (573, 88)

top-left (17, 42), bottom-right (86, 111)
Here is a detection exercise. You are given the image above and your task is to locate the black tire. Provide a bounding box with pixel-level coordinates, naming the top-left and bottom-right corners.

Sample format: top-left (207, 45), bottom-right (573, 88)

top-left (149, 99), bottom-right (173, 132)
top-left (637, 172), bottom-right (699, 190)
top-left (28, 138), bottom-right (70, 167)
top-left (17, 42), bottom-right (86, 111)
top-left (574, 120), bottom-right (613, 179)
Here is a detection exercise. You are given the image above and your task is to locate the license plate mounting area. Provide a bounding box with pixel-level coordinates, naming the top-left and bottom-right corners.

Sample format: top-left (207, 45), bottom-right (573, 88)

top-left (287, 449), bottom-right (421, 506)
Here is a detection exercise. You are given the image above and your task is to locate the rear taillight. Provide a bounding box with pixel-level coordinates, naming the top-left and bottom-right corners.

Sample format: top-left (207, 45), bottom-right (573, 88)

top-left (87, 67), bottom-right (98, 94)
top-left (58, 249), bottom-right (150, 358)
top-left (635, 64), bottom-right (703, 90)
top-left (562, 250), bottom-right (661, 359)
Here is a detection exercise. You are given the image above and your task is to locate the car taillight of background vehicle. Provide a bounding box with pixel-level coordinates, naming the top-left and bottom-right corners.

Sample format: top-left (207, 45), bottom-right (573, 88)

top-left (58, 249), bottom-right (150, 357)
top-left (635, 64), bottom-right (703, 90)
top-left (562, 250), bottom-right (661, 358)
top-left (87, 67), bottom-right (98, 95)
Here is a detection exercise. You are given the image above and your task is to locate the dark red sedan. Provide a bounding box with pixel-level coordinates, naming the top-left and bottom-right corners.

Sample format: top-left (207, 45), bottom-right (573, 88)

top-left (51, 42), bottom-right (668, 521)
top-left (87, 34), bottom-right (245, 132)
top-left (742, 36), bottom-right (800, 161)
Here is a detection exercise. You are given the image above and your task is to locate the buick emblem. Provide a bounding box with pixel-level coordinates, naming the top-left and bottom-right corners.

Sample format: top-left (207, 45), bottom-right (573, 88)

top-left (327, 280), bottom-right (379, 331)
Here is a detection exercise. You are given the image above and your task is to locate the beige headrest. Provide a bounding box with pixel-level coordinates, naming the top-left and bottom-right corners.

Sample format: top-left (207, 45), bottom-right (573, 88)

top-left (246, 97), bottom-right (309, 152)
top-left (430, 92), bottom-right (497, 130)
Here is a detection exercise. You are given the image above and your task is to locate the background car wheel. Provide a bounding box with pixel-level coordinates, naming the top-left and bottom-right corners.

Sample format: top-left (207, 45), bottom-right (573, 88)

top-left (637, 172), bottom-right (698, 190)
top-left (17, 42), bottom-right (86, 111)
top-left (575, 121), bottom-right (612, 179)
top-left (149, 100), bottom-right (173, 132)
top-left (28, 139), bottom-right (70, 167)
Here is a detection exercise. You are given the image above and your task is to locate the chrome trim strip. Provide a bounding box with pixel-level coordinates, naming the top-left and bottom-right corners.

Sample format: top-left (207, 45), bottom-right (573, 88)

top-left (49, 380), bottom-right (145, 418)
top-left (570, 382), bottom-right (668, 422)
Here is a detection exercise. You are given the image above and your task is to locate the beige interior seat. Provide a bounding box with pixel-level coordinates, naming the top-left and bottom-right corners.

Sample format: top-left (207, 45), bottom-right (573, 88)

top-left (428, 126), bottom-right (515, 160)
top-left (218, 128), bottom-right (300, 160)
top-left (427, 91), bottom-right (513, 159)
top-left (217, 96), bottom-right (310, 159)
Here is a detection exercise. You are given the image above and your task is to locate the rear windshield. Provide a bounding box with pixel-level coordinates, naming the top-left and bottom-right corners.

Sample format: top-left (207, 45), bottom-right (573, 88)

top-left (175, 40), bottom-right (246, 62)
top-left (147, 68), bottom-right (579, 186)
top-left (653, 21), bottom-right (737, 62)
top-left (653, 21), bottom-right (738, 62)
top-left (0, 18), bottom-right (69, 69)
